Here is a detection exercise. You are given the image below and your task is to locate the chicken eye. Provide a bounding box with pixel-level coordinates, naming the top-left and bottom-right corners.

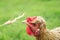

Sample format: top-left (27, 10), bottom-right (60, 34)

top-left (31, 23), bottom-right (36, 26)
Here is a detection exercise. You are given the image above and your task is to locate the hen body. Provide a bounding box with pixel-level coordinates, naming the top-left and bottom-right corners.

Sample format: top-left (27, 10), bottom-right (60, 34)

top-left (23, 16), bottom-right (60, 40)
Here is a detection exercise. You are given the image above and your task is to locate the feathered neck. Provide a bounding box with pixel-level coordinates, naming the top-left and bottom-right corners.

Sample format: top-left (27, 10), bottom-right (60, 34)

top-left (35, 28), bottom-right (57, 40)
top-left (35, 28), bottom-right (48, 40)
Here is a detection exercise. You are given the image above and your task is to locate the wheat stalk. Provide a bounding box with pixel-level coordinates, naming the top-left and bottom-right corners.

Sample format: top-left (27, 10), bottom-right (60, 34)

top-left (0, 12), bottom-right (25, 26)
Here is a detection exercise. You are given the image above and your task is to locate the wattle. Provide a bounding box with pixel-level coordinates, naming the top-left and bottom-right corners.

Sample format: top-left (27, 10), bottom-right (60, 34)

top-left (26, 27), bottom-right (33, 36)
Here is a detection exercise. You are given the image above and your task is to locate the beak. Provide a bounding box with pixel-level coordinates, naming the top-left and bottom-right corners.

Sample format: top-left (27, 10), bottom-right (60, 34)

top-left (22, 20), bottom-right (26, 23)
top-left (22, 20), bottom-right (28, 24)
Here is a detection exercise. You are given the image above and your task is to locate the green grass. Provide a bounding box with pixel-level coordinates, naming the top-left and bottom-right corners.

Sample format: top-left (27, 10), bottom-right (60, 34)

top-left (0, 0), bottom-right (60, 40)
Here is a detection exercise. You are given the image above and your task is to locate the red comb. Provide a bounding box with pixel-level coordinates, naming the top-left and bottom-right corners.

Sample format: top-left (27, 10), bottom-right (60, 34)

top-left (26, 17), bottom-right (36, 23)
top-left (27, 17), bottom-right (32, 23)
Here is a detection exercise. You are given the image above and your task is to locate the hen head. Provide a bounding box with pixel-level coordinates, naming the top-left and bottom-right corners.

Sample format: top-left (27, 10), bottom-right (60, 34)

top-left (23, 16), bottom-right (46, 36)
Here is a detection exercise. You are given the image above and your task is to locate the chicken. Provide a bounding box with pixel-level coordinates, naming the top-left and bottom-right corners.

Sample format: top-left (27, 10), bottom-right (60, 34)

top-left (23, 16), bottom-right (60, 40)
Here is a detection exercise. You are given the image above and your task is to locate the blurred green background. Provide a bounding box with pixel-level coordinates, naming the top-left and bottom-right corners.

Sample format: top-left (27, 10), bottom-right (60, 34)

top-left (0, 0), bottom-right (60, 40)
